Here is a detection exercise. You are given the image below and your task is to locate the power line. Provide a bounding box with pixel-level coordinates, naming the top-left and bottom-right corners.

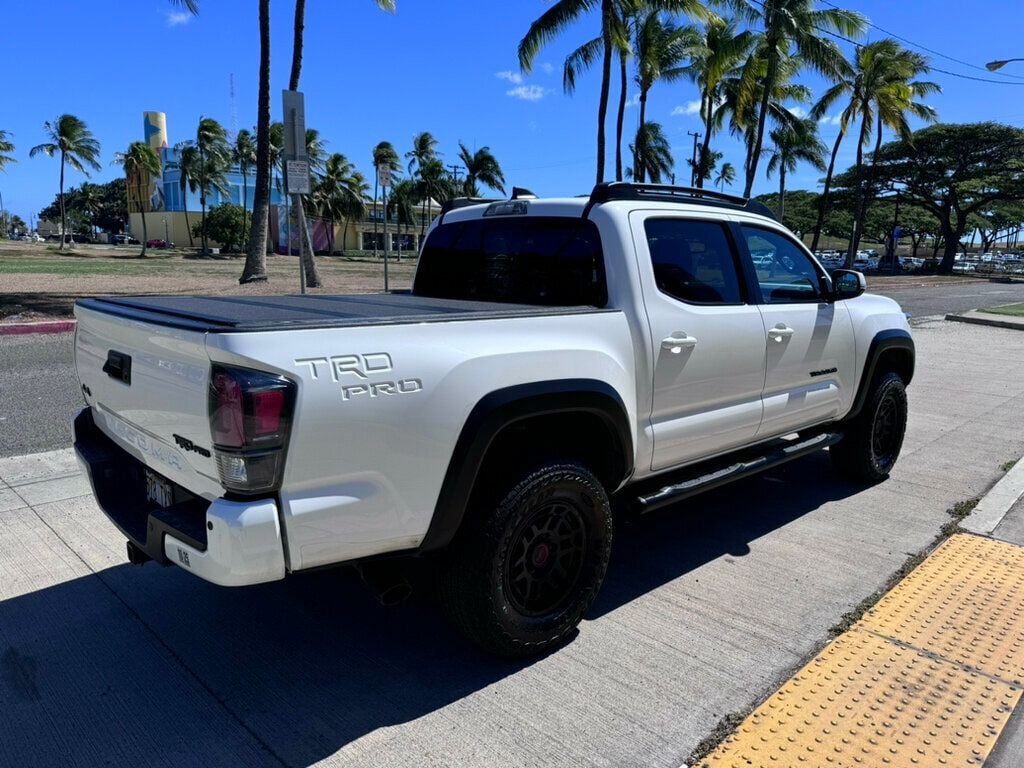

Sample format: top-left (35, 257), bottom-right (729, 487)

top-left (817, 0), bottom-right (1024, 81)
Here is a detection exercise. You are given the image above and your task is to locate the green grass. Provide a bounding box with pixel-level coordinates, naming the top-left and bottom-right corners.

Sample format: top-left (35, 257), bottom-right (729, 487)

top-left (0, 255), bottom-right (179, 276)
top-left (980, 303), bottom-right (1024, 317)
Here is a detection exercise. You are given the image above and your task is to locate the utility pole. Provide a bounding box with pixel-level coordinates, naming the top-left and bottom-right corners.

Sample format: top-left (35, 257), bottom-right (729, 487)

top-left (687, 131), bottom-right (701, 187)
top-left (447, 164), bottom-right (462, 195)
top-left (890, 189), bottom-right (902, 275)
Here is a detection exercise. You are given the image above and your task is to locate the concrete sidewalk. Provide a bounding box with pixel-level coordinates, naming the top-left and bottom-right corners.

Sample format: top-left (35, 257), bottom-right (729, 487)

top-left (2, 319), bottom-right (1024, 768)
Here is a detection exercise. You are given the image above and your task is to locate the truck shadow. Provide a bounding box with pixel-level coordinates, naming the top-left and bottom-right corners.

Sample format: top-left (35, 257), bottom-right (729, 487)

top-left (0, 452), bottom-right (861, 767)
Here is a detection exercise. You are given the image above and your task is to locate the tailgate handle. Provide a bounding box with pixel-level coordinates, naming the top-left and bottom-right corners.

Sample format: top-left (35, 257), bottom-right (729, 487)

top-left (102, 350), bottom-right (132, 385)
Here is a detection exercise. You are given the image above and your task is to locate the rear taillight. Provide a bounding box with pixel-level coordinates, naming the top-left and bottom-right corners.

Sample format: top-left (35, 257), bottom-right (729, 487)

top-left (209, 364), bottom-right (296, 495)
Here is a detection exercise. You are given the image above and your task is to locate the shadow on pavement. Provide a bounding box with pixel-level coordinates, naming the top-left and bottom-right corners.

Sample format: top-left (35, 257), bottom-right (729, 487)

top-left (0, 451), bottom-right (861, 767)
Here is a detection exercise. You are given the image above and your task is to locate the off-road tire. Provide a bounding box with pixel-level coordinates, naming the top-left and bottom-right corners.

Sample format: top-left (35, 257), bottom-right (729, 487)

top-left (831, 371), bottom-right (907, 483)
top-left (438, 462), bottom-right (613, 657)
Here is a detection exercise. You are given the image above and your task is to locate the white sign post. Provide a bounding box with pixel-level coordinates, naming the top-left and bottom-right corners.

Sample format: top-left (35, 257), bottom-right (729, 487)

top-left (283, 90), bottom-right (309, 293)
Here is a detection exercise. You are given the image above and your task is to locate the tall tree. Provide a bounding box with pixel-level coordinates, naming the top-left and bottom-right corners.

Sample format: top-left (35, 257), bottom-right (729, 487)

top-left (195, 117), bottom-right (231, 255)
top-left (631, 9), bottom-right (697, 182)
top-left (29, 115), bottom-right (101, 252)
top-left (406, 132), bottom-right (440, 239)
top-left (629, 122), bottom-right (675, 183)
top-left (114, 142), bottom-right (162, 257)
top-left (765, 118), bottom-right (826, 222)
top-left (738, 0), bottom-right (865, 197)
top-left (714, 161), bottom-right (736, 191)
top-left (232, 128), bottom-right (256, 246)
top-left (174, 142), bottom-right (200, 247)
top-left (0, 130), bottom-right (15, 172)
top-left (458, 143), bottom-right (506, 197)
top-left (240, 0), bottom-right (271, 282)
top-left (680, 17), bottom-right (753, 187)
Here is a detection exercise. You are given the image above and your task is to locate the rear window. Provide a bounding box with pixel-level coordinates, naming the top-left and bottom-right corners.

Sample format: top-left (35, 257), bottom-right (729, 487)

top-left (413, 216), bottom-right (607, 307)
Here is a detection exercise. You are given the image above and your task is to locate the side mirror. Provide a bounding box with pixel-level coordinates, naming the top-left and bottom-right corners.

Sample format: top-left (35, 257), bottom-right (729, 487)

top-left (832, 269), bottom-right (866, 300)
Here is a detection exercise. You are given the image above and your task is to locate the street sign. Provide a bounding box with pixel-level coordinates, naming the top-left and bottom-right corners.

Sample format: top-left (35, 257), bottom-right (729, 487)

top-left (282, 90), bottom-right (307, 161)
top-left (286, 159), bottom-right (311, 194)
top-left (377, 164), bottom-right (392, 188)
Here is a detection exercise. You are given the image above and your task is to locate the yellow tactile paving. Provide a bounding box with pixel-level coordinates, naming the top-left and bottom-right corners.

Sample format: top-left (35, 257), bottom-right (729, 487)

top-left (701, 534), bottom-right (1024, 768)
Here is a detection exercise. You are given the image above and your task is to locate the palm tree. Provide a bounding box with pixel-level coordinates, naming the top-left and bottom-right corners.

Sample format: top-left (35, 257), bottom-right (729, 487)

top-left (174, 142), bottom-right (200, 247)
top-left (233, 128), bottom-right (256, 245)
top-left (458, 143), bottom-right (506, 197)
top-left (0, 130), bottom-right (15, 172)
top-left (77, 182), bottom-right (103, 241)
top-left (418, 157), bottom-right (455, 210)
top-left (114, 142), bottom-right (162, 257)
top-left (714, 161), bottom-right (736, 191)
top-left (318, 154), bottom-right (369, 253)
top-left (372, 141), bottom-right (400, 255)
top-left (680, 18), bottom-right (753, 187)
top-left (766, 118), bottom-right (826, 222)
top-left (388, 178), bottom-right (417, 260)
top-left (738, 0), bottom-right (865, 197)
top-left (629, 122), bottom-right (674, 183)
top-left (406, 132), bottom-right (440, 239)
top-left (29, 115), bottom-right (101, 252)
top-left (631, 10), bottom-right (697, 182)
top-left (194, 117), bottom-right (230, 255)
top-left (240, 0), bottom-right (272, 283)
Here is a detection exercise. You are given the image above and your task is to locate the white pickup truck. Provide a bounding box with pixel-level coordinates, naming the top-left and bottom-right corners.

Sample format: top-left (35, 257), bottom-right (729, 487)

top-left (73, 183), bottom-right (914, 656)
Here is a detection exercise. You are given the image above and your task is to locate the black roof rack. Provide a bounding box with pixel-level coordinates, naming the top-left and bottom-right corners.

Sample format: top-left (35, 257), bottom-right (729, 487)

top-left (584, 182), bottom-right (777, 220)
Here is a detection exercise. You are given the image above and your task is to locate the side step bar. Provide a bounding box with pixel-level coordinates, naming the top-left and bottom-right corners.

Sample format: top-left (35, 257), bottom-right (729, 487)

top-left (634, 432), bottom-right (843, 513)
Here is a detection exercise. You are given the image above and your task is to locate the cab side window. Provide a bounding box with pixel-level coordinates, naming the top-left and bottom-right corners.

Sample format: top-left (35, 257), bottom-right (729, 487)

top-left (645, 219), bottom-right (744, 305)
top-left (742, 225), bottom-right (825, 303)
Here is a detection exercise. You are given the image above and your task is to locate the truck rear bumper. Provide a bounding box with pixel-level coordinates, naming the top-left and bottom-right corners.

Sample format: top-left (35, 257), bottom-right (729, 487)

top-left (73, 408), bottom-right (286, 587)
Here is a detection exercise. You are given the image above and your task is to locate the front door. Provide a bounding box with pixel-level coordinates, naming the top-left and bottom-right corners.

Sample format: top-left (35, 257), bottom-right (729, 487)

top-left (631, 212), bottom-right (768, 471)
top-left (738, 223), bottom-right (856, 437)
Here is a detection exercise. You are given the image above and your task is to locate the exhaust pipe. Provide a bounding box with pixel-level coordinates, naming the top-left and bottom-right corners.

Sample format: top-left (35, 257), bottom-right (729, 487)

top-left (356, 562), bottom-right (413, 606)
top-left (126, 540), bottom-right (151, 565)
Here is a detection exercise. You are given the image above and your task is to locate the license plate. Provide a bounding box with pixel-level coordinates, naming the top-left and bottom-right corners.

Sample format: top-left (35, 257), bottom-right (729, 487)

top-left (145, 470), bottom-right (173, 508)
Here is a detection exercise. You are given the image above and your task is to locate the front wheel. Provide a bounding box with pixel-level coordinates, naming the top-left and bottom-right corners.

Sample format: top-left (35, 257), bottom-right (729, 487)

top-left (831, 371), bottom-right (908, 483)
top-left (438, 462), bottom-right (613, 657)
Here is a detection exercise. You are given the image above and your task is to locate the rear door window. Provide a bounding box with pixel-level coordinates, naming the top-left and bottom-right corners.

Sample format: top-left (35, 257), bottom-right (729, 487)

top-left (414, 217), bottom-right (606, 306)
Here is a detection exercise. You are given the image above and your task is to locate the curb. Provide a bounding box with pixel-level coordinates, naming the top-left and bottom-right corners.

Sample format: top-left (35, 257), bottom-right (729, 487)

top-left (0, 319), bottom-right (77, 336)
top-left (945, 312), bottom-right (1024, 332)
top-left (962, 459), bottom-right (1024, 535)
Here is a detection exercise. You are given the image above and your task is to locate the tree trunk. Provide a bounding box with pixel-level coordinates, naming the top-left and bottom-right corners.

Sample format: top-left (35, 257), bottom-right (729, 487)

top-left (636, 93), bottom-right (648, 182)
top-left (939, 220), bottom-right (960, 273)
top-left (240, 0), bottom-right (271, 283)
top-left (778, 167), bottom-right (786, 223)
top-left (58, 153), bottom-right (66, 252)
top-left (849, 114), bottom-right (884, 258)
top-left (744, 42), bottom-right (779, 197)
top-left (289, 0), bottom-right (305, 90)
top-left (844, 112), bottom-right (869, 269)
top-left (294, 195), bottom-right (321, 286)
top-left (911, 235), bottom-right (920, 258)
top-left (241, 168), bottom-right (249, 247)
top-left (182, 184), bottom-right (194, 247)
top-left (811, 129), bottom-right (846, 253)
top-left (373, 172), bottom-right (379, 257)
top-left (698, 93), bottom-right (714, 189)
top-left (615, 48), bottom-right (627, 182)
top-left (595, 0), bottom-right (613, 184)
top-left (140, 210), bottom-right (148, 257)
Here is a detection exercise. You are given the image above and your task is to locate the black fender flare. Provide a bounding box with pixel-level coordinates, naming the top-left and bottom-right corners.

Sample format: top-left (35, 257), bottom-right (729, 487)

top-left (417, 379), bottom-right (633, 553)
top-left (844, 329), bottom-right (915, 422)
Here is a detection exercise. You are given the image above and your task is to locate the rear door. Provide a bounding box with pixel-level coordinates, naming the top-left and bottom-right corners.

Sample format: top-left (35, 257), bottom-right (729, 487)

top-left (74, 304), bottom-right (222, 498)
top-left (737, 223), bottom-right (855, 438)
top-left (630, 211), bottom-right (767, 471)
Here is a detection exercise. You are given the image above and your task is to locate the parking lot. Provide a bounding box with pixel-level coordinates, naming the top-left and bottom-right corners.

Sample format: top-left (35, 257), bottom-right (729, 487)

top-left (1, 317), bottom-right (1022, 767)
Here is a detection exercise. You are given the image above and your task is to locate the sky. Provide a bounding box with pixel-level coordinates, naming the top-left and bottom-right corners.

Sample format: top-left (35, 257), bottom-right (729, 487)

top-left (2, 0), bottom-right (1024, 225)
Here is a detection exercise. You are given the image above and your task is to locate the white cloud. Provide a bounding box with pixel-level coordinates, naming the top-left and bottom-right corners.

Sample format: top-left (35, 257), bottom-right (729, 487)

top-left (507, 85), bottom-right (548, 101)
top-left (818, 114), bottom-right (842, 126)
top-left (540, 62), bottom-right (555, 75)
top-left (671, 100), bottom-right (703, 117)
top-left (623, 93), bottom-right (642, 108)
top-left (787, 105), bottom-right (808, 118)
top-left (496, 70), bottom-right (524, 85)
top-left (166, 10), bottom-right (192, 27)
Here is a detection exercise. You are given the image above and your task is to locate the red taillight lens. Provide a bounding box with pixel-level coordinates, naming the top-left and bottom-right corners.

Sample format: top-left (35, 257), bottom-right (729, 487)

top-left (211, 371), bottom-right (245, 447)
top-left (208, 364), bottom-right (296, 495)
top-left (252, 389), bottom-right (285, 437)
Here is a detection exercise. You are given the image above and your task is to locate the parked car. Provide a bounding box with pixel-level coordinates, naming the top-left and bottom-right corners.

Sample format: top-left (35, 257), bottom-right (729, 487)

top-left (146, 239), bottom-right (173, 249)
top-left (72, 182), bottom-right (914, 656)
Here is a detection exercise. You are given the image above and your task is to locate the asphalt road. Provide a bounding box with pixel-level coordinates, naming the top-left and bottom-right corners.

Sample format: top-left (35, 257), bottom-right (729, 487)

top-left (1, 319), bottom-right (1023, 767)
top-left (2, 278), bottom-right (1023, 459)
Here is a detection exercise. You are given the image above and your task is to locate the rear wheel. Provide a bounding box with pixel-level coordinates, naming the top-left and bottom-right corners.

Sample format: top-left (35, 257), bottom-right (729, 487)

top-left (438, 462), bottom-right (613, 657)
top-left (831, 371), bottom-right (907, 483)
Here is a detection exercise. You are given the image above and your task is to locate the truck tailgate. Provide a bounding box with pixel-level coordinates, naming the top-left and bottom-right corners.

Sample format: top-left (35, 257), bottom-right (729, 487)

top-left (74, 304), bottom-right (222, 498)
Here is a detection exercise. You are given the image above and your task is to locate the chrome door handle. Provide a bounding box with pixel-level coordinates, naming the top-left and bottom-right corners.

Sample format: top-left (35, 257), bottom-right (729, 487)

top-left (661, 334), bottom-right (698, 354)
top-left (768, 325), bottom-right (795, 342)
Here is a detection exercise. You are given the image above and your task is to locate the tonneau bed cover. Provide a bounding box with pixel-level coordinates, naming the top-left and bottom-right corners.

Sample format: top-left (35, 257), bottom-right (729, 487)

top-left (76, 293), bottom-right (609, 333)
